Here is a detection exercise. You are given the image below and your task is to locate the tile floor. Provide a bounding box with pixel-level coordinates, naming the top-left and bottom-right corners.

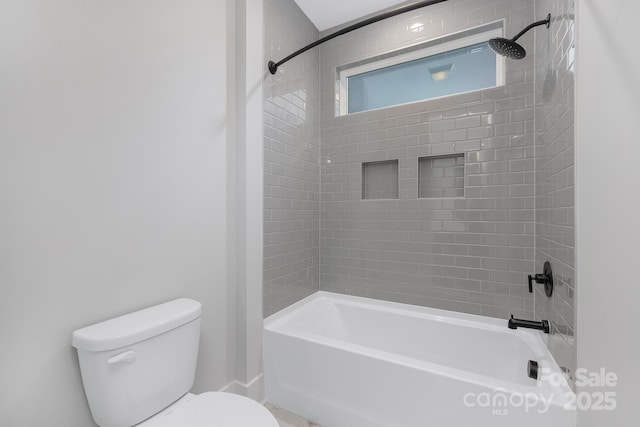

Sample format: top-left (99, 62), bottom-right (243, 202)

top-left (265, 404), bottom-right (321, 427)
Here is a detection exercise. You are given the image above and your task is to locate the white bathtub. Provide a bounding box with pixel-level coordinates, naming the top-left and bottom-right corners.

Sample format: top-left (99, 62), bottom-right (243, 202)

top-left (264, 292), bottom-right (576, 427)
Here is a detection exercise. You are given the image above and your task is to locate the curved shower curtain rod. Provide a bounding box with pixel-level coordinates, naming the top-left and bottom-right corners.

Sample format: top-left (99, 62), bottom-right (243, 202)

top-left (267, 0), bottom-right (451, 75)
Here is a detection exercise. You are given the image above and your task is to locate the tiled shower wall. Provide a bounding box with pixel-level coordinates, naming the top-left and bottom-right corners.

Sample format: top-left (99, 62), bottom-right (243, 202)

top-left (318, 0), bottom-right (539, 318)
top-left (534, 0), bottom-right (576, 378)
top-left (263, 0), bottom-right (320, 317)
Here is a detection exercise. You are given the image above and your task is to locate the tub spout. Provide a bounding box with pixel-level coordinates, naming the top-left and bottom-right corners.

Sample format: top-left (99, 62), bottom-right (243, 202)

top-left (508, 315), bottom-right (550, 334)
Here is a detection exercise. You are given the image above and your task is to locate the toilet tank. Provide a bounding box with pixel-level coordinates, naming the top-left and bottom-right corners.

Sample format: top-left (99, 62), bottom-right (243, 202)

top-left (72, 299), bottom-right (202, 427)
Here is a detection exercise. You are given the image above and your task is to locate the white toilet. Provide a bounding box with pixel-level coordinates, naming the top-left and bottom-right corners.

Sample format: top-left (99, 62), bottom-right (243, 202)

top-left (72, 298), bottom-right (279, 427)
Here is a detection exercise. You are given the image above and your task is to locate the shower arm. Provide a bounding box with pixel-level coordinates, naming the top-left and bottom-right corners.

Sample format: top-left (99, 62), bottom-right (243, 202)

top-left (267, 0), bottom-right (450, 75)
top-left (511, 14), bottom-right (551, 42)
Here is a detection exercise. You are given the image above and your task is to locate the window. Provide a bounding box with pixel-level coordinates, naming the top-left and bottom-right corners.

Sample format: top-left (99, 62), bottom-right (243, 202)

top-left (338, 27), bottom-right (504, 115)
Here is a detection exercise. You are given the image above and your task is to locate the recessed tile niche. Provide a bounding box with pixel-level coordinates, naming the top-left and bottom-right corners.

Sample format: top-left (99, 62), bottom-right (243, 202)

top-left (419, 154), bottom-right (465, 198)
top-left (362, 160), bottom-right (399, 200)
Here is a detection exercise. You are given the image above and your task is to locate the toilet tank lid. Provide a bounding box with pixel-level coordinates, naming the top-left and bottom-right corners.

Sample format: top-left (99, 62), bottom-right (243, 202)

top-left (72, 298), bottom-right (201, 352)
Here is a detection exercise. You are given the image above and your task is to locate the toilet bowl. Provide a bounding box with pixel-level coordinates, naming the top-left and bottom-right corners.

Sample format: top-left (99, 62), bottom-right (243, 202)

top-left (138, 393), bottom-right (278, 427)
top-left (72, 298), bottom-right (278, 427)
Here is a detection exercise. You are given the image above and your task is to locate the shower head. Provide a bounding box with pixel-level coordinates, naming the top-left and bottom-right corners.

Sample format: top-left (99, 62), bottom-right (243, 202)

top-left (489, 14), bottom-right (551, 60)
top-left (488, 38), bottom-right (527, 59)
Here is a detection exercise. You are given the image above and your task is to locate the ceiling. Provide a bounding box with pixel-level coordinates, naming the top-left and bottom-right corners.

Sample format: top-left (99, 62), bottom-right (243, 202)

top-left (294, 0), bottom-right (407, 32)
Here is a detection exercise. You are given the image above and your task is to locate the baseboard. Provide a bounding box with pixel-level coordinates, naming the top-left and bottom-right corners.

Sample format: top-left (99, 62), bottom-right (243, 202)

top-left (218, 374), bottom-right (265, 403)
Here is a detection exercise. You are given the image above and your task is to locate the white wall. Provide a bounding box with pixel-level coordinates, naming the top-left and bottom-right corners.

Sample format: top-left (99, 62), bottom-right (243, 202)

top-left (232, 0), bottom-right (266, 399)
top-left (576, 0), bottom-right (640, 425)
top-left (0, 1), bottom-right (235, 425)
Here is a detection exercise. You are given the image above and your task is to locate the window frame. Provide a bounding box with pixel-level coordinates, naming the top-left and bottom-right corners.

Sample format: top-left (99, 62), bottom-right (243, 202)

top-left (338, 28), bottom-right (505, 116)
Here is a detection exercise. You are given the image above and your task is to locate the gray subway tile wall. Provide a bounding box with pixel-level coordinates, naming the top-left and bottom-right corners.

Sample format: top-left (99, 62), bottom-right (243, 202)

top-left (318, 0), bottom-right (538, 319)
top-left (534, 0), bottom-right (576, 383)
top-left (263, 0), bottom-right (320, 317)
